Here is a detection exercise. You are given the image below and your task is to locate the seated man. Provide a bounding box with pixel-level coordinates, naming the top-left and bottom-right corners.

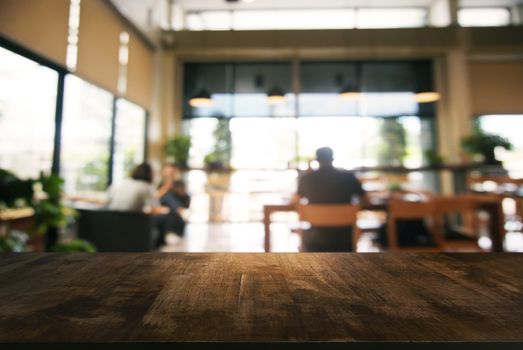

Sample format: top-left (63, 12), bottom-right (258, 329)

top-left (294, 147), bottom-right (366, 252)
top-left (155, 164), bottom-right (190, 246)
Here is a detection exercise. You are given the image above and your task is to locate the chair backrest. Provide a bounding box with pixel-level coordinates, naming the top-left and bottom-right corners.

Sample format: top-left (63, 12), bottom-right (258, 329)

top-left (297, 204), bottom-right (360, 227)
top-left (432, 195), bottom-right (477, 215)
top-left (76, 209), bottom-right (157, 252)
top-left (387, 198), bottom-right (438, 250)
top-left (388, 198), bottom-right (434, 220)
top-left (431, 194), bottom-right (500, 250)
top-left (467, 175), bottom-right (523, 193)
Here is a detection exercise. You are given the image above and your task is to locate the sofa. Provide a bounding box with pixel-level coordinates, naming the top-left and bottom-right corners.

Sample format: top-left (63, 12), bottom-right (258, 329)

top-left (76, 209), bottom-right (158, 252)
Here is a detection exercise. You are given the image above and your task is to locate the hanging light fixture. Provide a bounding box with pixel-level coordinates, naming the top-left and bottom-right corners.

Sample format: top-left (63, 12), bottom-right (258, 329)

top-left (339, 85), bottom-right (360, 100)
top-left (337, 64), bottom-right (361, 100)
top-left (188, 88), bottom-right (213, 107)
top-left (415, 90), bottom-right (440, 103)
top-left (265, 63), bottom-right (286, 104)
top-left (414, 61), bottom-right (440, 103)
top-left (267, 86), bottom-right (286, 104)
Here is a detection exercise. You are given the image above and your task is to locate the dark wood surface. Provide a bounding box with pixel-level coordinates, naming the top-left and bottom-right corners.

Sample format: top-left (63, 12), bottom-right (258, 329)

top-left (1, 253), bottom-right (523, 348)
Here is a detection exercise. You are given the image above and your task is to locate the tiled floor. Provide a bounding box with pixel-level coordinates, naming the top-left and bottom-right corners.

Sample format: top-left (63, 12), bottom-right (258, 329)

top-left (161, 222), bottom-right (383, 253)
top-left (161, 222), bottom-right (299, 252)
top-left (160, 221), bottom-right (523, 253)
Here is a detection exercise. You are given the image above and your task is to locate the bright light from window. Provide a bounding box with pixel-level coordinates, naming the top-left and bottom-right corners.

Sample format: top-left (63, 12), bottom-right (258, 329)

top-left (117, 31), bottom-right (129, 95)
top-left (185, 8), bottom-right (428, 31)
top-left (232, 10), bottom-right (356, 30)
top-left (186, 13), bottom-right (204, 31)
top-left (478, 115), bottom-right (523, 178)
top-left (186, 11), bottom-right (233, 30)
top-left (230, 118), bottom-right (297, 169)
top-left (0, 47), bottom-right (58, 179)
top-left (61, 75), bottom-right (114, 194)
top-left (66, 0), bottom-right (81, 71)
top-left (112, 99), bottom-right (146, 186)
top-left (356, 9), bottom-right (427, 29)
top-left (458, 8), bottom-right (511, 27)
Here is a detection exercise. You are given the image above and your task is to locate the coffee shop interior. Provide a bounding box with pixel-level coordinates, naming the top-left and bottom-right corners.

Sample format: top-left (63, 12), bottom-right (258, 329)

top-left (1, 0), bottom-right (523, 254)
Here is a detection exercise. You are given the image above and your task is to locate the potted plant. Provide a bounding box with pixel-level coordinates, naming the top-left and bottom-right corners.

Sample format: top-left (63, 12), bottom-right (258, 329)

top-left (0, 169), bottom-right (34, 208)
top-left (165, 135), bottom-right (191, 169)
top-left (461, 126), bottom-right (513, 165)
top-left (0, 169), bottom-right (34, 252)
top-left (378, 119), bottom-right (407, 167)
top-left (203, 119), bottom-right (232, 222)
top-left (33, 172), bottom-right (75, 250)
top-left (424, 149), bottom-right (444, 167)
top-left (51, 239), bottom-right (96, 252)
top-left (0, 169), bottom-right (77, 252)
top-left (203, 119), bottom-right (232, 172)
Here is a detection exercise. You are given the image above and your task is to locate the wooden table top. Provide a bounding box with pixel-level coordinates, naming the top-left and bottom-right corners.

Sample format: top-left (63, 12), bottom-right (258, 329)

top-left (1, 253), bottom-right (522, 348)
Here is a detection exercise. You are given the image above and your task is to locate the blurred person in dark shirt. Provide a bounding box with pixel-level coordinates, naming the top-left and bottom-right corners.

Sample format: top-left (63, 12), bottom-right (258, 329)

top-left (294, 147), bottom-right (366, 252)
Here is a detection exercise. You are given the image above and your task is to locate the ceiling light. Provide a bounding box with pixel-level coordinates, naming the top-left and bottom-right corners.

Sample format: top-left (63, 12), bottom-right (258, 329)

top-left (336, 67), bottom-right (361, 100)
top-left (267, 87), bottom-right (285, 104)
top-left (339, 86), bottom-right (360, 100)
top-left (415, 91), bottom-right (440, 103)
top-left (242, 0), bottom-right (256, 3)
top-left (188, 89), bottom-right (213, 107)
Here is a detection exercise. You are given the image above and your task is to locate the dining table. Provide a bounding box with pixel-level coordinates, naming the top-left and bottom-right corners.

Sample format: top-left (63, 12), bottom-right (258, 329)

top-left (263, 192), bottom-right (505, 252)
top-left (0, 252), bottom-right (522, 349)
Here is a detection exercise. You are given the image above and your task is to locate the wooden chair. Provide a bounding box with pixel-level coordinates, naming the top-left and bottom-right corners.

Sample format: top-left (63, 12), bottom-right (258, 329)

top-left (386, 198), bottom-right (441, 252)
top-left (467, 175), bottom-right (523, 219)
top-left (467, 175), bottom-right (523, 193)
top-left (432, 195), bottom-right (482, 252)
top-left (297, 204), bottom-right (361, 252)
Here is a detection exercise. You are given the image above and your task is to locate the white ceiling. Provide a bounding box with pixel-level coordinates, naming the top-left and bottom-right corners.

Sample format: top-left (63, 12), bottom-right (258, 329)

top-left (172, 0), bottom-right (523, 11)
top-left (110, 0), bottom-right (523, 45)
top-left (176, 0), bottom-right (436, 11)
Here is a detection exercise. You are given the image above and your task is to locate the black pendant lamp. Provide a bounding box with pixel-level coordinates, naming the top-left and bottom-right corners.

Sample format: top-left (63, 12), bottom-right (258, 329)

top-left (267, 86), bottom-right (285, 104)
top-left (415, 89), bottom-right (440, 103)
top-left (339, 85), bottom-right (360, 100)
top-left (337, 64), bottom-right (361, 100)
top-left (414, 62), bottom-right (440, 103)
top-left (188, 88), bottom-right (213, 107)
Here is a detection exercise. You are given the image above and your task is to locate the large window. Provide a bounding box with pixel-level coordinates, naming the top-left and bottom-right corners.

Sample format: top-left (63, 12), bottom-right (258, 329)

top-left (478, 115), bottom-right (523, 178)
top-left (0, 41), bottom-right (149, 195)
top-left (61, 75), bottom-right (114, 194)
top-left (296, 116), bottom-right (424, 169)
top-left (184, 62), bottom-right (295, 119)
top-left (184, 117), bottom-right (297, 170)
top-left (183, 60), bottom-right (437, 171)
top-left (112, 98), bottom-right (147, 186)
top-left (0, 47), bottom-right (58, 178)
top-left (230, 118), bottom-right (296, 169)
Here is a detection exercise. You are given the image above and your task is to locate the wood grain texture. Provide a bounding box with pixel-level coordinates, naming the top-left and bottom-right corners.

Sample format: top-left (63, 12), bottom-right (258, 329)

top-left (0, 253), bottom-right (522, 345)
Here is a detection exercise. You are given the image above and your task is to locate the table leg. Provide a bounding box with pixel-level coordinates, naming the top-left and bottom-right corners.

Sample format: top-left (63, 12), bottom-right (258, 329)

top-left (482, 202), bottom-right (505, 252)
top-left (263, 207), bottom-right (271, 252)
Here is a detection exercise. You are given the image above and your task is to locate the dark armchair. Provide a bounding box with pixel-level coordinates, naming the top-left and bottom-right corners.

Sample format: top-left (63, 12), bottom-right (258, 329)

top-left (76, 209), bottom-right (158, 252)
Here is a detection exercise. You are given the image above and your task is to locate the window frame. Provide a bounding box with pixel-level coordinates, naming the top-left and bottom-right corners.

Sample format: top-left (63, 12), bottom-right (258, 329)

top-left (0, 34), bottom-right (149, 191)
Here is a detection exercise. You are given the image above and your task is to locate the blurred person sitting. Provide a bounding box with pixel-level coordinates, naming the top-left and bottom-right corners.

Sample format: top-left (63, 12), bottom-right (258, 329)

top-left (294, 147), bottom-right (366, 252)
top-left (108, 163), bottom-right (166, 214)
top-left (155, 164), bottom-right (191, 245)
